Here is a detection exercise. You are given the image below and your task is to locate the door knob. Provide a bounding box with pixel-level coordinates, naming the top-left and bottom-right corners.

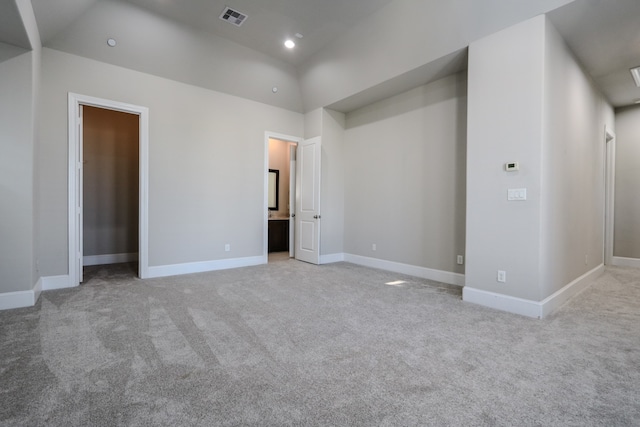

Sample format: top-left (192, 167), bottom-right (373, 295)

top-left (314, 215), bottom-right (321, 219)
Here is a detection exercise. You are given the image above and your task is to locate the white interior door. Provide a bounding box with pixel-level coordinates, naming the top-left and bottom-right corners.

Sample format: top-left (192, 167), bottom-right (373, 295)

top-left (77, 104), bottom-right (84, 282)
top-left (289, 144), bottom-right (296, 258)
top-left (295, 136), bottom-right (321, 264)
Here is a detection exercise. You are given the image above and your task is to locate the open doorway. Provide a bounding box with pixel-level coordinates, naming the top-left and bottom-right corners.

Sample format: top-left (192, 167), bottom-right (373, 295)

top-left (82, 106), bottom-right (139, 276)
top-left (267, 137), bottom-right (297, 262)
top-left (264, 132), bottom-right (302, 263)
top-left (68, 93), bottom-right (149, 286)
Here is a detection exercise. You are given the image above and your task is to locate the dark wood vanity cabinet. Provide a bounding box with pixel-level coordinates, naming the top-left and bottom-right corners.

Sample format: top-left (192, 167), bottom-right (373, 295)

top-left (268, 219), bottom-right (289, 253)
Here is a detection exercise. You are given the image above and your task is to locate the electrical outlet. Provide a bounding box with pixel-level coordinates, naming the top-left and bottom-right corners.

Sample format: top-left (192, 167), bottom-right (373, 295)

top-left (457, 255), bottom-right (464, 265)
top-left (497, 270), bottom-right (506, 283)
top-left (225, 244), bottom-right (230, 252)
top-left (585, 254), bottom-right (588, 265)
top-left (372, 243), bottom-right (377, 251)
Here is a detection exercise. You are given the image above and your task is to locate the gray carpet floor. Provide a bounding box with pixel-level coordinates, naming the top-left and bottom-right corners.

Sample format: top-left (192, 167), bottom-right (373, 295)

top-left (1, 258), bottom-right (639, 426)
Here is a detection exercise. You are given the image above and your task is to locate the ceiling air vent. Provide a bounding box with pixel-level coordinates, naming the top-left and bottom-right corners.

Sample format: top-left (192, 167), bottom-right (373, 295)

top-left (219, 6), bottom-right (248, 27)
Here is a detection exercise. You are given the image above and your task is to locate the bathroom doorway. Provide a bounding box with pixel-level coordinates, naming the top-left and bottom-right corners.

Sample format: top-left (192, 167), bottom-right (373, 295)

top-left (264, 133), bottom-right (301, 263)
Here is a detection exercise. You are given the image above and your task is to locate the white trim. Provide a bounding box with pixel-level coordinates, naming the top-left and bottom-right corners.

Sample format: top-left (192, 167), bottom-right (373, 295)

top-left (462, 287), bottom-right (543, 318)
top-left (611, 256), bottom-right (640, 268)
top-left (320, 253), bottom-right (345, 264)
top-left (41, 275), bottom-right (74, 291)
top-left (0, 279), bottom-right (42, 311)
top-left (463, 264), bottom-right (604, 318)
top-left (83, 253), bottom-right (138, 266)
top-left (0, 290), bottom-right (38, 311)
top-left (33, 278), bottom-right (43, 302)
top-left (147, 256), bottom-right (264, 279)
top-left (68, 93), bottom-right (150, 285)
top-left (263, 132), bottom-right (303, 263)
top-left (344, 253), bottom-right (465, 286)
top-left (539, 264), bottom-right (604, 317)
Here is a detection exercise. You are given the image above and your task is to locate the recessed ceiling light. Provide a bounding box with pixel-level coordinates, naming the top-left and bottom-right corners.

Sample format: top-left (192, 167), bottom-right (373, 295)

top-left (295, 33), bottom-right (303, 39)
top-left (107, 38), bottom-right (116, 47)
top-left (284, 39), bottom-right (295, 49)
top-left (631, 66), bottom-right (640, 87)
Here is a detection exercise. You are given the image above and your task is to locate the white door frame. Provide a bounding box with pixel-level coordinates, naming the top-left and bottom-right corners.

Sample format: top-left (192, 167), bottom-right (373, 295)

top-left (604, 125), bottom-right (616, 265)
top-left (263, 132), bottom-right (303, 262)
top-left (68, 93), bottom-right (150, 285)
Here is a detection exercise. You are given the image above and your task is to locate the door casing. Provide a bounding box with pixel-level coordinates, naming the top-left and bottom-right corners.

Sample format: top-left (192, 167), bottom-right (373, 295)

top-left (68, 93), bottom-right (150, 285)
top-left (263, 132), bottom-right (303, 262)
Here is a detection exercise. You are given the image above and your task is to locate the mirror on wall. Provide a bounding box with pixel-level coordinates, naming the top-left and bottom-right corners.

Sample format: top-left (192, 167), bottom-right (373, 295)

top-left (268, 169), bottom-right (279, 211)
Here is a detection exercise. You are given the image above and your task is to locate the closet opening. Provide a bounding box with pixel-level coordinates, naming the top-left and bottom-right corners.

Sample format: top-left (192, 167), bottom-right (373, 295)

top-left (82, 106), bottom-right (140, 277)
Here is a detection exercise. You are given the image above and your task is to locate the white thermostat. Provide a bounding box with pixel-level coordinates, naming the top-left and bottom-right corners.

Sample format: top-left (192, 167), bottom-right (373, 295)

top-left (505, 161), bottom-right (519, 171)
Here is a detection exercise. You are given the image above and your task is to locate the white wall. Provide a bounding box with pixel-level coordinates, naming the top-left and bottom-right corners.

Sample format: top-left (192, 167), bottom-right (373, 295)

top-left (343, 73), bottom-right (467, 273)
top-left (0, 51), bottom-right (35, 293)
top-left (298, 0), bottom-right (573, 112)
top-left (540, 19), bottom-right (614, 297)
top-left (37, 48), bottom-right (303, 276)
top-left (466, 15), bottom-right (613, 306)
top-left (614, 105), bottom-right (640, 259)
top-left (320, 109), bottom-right (345, 257)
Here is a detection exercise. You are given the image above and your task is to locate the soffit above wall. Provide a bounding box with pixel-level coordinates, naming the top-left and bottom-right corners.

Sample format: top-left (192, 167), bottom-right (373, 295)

top-left (0, 0), bottom-right (31, 50)
top-left (548, 0), bottom-right (640, 108)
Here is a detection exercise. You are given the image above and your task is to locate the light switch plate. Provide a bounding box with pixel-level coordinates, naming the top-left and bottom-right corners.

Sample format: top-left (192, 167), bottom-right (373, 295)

top-left (508, 188), bottom-right (527, 201)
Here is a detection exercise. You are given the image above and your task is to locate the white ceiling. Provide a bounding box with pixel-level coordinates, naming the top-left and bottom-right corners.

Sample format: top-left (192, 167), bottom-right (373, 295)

top-left (2, 0), bottom-right (640, 108)
top-left (33, 0), bottom-right (396, 67)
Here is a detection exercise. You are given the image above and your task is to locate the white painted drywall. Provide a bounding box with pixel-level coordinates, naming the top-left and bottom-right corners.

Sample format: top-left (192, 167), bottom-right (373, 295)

top-left (82, 106), bottom-right (139, 258)
top-left (298, 0), bottom-right (574, 112)
top-left (37, 48), bottom-right (303, 276)
top-left (540, 19), bottom-right (614, 298)
top-left (320, 109), bottom-right (345, 256)
top-left (344, 72), bottom-right (467, 273)
top-left (43, 0), bottom-right (303, 113)
top-left (0, 0), bottom-right (41, 295)
top-left (466, 16), bottom-right (546, 301)
top-left (466, 15), bottom-right (613, 303)
top-left (304, 109), bottom-right (322, 139)
top-left (614, 105), bottom-right (640, 259)
top-left (0, 51), bottom-right (35, 293)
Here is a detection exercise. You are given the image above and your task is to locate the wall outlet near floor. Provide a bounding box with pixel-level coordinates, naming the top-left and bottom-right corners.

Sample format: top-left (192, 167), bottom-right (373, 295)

top-left (585, 254), bottom-right (588, 265)
top-left (372, 243), bottom-right (376, 251)
top-left (225, 244), bottom-right (230, 252)
top-left (457, 255), bottom-right (464, 265)
top-left (497, 270), bottom-right (506, 283)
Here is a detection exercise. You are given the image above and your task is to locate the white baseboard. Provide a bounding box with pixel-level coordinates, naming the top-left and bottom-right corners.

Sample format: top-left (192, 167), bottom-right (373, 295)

top-left (462, 287), bottom-right (542, 318)
top-left (147, 255), bottom-right (265, 279)
top-left (0, 277), bottom-right (43, 311)
top-left (343, 253), bottom-right (465, 286)
top-left (0, 290), bottom-right (38, 311)
top-left (0, 273), bottom-right (80, 311)
top-left (84, 252), bottom-right (138, 266)
top-left (41, 275), bottom-right (73, 291)
top-left (463, 264), bottom-right (605, 318)
top-left (320, 253), bottom-right (345, 264)
top-left (539, 264), bottom-right (605, 317)
top-left (611, 256), bottom-right (640, 268)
